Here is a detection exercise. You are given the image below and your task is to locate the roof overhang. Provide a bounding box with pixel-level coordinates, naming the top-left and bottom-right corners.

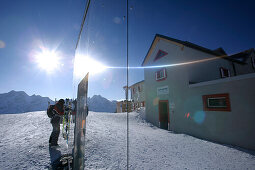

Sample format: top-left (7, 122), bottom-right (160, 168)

top-left (141, 34), bottom-right (247, 66)
top-left (141, 35), bottom-right (184, 66)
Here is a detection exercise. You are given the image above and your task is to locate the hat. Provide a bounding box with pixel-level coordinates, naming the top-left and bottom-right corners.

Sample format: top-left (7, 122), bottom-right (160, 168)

top-left (58, 99), bottom-right (65, 104)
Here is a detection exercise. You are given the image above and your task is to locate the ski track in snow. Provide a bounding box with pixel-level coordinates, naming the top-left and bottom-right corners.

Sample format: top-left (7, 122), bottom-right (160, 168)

top-left (0, 111), bottom-right (255, 169)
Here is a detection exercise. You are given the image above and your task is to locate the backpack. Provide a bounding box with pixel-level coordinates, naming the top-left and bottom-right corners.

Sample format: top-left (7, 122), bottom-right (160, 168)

top-left (47, 105), bottom-right (55, 118)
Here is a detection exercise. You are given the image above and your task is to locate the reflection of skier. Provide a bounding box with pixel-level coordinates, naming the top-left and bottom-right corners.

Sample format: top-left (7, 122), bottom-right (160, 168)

top-left (49, 99), bottom-right (65, 147)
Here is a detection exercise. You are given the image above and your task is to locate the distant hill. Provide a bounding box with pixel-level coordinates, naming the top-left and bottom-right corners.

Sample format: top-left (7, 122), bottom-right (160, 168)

top-left (88, 95), bottom-right (117, 113)
top-left (0, 90), bottom-right (53, 114)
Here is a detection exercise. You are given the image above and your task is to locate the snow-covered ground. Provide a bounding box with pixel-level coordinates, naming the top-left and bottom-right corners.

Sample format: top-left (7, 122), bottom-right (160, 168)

top-left (0, 111), bottom-right (255, 169)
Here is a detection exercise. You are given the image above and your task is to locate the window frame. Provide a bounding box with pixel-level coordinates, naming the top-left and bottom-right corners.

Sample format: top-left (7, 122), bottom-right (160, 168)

top-left (155, 68), bottom-right (167, 81)
top-left (132, 87), bottom-right (136, 94)
top-left (138, 85), bottom-right (141, 92)
top-left (202, 93), bottom-right (231, 111)
top-left (220, 67), bottom-right (230, 78)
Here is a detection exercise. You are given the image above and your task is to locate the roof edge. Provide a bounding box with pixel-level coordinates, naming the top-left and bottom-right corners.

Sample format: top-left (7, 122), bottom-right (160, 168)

top-left (141, 34), bottom-right (251, 66)
top-left (129, 80), bottom-right (144, 88)
top-left (141, 35), bottom-right (158, 66)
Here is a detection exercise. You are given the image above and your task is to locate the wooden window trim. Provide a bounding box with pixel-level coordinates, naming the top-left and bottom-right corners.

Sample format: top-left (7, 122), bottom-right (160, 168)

top-left (220, 67), bottom-right (230, 78)
top-left (155, 68), bottom-right (167, 81)
top-left (202, 93), bottom-right (231, 111)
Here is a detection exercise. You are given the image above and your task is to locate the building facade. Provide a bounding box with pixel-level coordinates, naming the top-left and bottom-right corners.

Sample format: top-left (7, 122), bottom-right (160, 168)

top-left (116, 100), bottom-right (132, 113)
top-left (142, 34), bottom-right (255, 150)
top-left (129, 80), bottom-right (145, 110)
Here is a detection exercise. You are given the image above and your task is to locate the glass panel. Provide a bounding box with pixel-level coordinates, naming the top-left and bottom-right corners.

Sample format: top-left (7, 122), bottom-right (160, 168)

top-left (73, 0), bottom-right (127, 168)
top-left (207, 97), bottom-right (227, 108)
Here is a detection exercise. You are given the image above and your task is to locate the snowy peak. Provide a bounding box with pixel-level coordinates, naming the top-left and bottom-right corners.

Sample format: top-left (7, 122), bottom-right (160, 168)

top-left (0, 90), bottom-right (53, 114)
top-left (3, 90), bottom-right (27, 97)
top-left (88, 95), bottom-right (117, 113)
top-left (0, 91), bottom-right (116, 114)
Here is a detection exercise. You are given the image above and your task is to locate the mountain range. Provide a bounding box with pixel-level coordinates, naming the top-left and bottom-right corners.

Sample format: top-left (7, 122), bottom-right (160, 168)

top-left (0, 91), bottom-right (117, 114)
top-left (88, 95), bottom-right (117, 113)
top-left (0, 90), bottom-right (53, 114)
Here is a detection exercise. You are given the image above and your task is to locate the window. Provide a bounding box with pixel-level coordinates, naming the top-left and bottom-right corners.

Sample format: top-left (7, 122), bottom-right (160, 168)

top-left (138, 85), bottom-right (141, 92)
top-left (155, 68), bottom-right (167, 81)
top-left (207, 97), bottom-right (227, 108)
top-left (220, 67), bottom-right (230, 78)
top-left (132, 87), bottom-right (136, 94)
top-left (154, 50), bottom-right (168, 61)
top-left (202, 93), bottom-right (231, 111)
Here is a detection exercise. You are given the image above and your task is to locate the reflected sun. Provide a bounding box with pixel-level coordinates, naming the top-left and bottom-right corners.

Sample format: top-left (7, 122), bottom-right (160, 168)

top-left (73, 54), bottom-right (106, 79)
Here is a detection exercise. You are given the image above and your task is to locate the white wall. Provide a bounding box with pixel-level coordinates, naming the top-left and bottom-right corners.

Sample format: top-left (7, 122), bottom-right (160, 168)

top-left (181, 73), bottom-right (255, 150)
top-left (144, 38), bottom-right (255, 150)
top-left (130, 82), bottom-right (145, 103)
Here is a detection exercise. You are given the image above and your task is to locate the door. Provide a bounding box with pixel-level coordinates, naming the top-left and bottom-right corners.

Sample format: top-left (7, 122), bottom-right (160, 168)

top-left (159, 100), bottom-right (169, 130)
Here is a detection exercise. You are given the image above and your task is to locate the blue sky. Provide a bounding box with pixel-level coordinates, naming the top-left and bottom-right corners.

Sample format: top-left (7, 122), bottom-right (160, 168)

top-left (0, 0), bottom-right (254, 100)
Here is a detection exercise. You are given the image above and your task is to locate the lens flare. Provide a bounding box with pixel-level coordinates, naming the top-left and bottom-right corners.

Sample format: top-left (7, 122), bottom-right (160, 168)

top-left (106, 55), bottom-right (228, 70)
top-left (0, 40), bottom-right (6, 48)
top-left (72, 53), bottom-right (227, 83)
top-left (194, 111), bottom-right (206, 124)
top-left (185, 112), bottom-right (190, 118)
top-left (153, 97), bottom-right (159, 106)
top-left (73, 54), bottom-right (106, 79)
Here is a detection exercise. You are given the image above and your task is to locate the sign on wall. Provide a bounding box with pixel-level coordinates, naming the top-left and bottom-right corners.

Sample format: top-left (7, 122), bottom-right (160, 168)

top-left (157, 86), bottom-right (169, 96)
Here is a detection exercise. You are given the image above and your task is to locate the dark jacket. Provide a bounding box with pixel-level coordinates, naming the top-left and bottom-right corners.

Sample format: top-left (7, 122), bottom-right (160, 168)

top-left (54, 101), bottom-right (64, 115)
top-left (51, 101), bottom-right (64, 124)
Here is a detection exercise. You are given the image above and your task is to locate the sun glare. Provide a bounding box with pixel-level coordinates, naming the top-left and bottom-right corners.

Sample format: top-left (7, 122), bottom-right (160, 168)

top-left (73, 54), bottom-right (106, 79)
top-left (35, 48), bottom-right (61, 73)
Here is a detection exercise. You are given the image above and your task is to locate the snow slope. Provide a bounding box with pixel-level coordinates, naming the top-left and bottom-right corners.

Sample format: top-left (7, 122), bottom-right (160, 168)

top-left (0, 111), bottom-right (254, 169)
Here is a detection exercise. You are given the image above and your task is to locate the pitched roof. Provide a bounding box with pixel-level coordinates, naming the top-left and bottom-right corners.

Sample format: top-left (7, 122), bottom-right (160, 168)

top-left (228, 48), bottom-right (255, 64)
top-left (141, 34), bottom-right (243, 66)
top-left (129, 80), bottom-right (144, 88)
top-left (212, 47), bottom-right (227, 56)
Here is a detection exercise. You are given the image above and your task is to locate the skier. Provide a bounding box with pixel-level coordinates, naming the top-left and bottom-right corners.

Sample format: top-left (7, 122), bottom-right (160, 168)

top-left (49, 99), bottom-right (65, 147)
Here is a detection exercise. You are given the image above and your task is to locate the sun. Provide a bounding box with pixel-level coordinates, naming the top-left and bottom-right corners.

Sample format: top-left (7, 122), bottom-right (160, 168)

top-left (34, 48), bottom-right (61, 73)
